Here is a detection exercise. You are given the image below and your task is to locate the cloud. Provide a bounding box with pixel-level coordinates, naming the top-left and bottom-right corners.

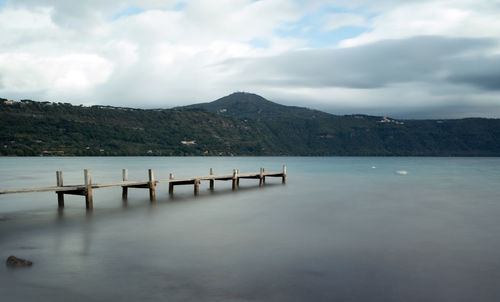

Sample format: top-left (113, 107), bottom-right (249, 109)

top-left (219, 36), bottom-right (498, 89)
top-left (340, 0), bottom-right (500, 47)
top-left (0, 53), bottom-right (113, 94)
top-left (0, 0), bottom-right (500, 117)
top-left (214, 36), bottom-right (500, 118)
top-left (446, 56), bottom-right (500, 91)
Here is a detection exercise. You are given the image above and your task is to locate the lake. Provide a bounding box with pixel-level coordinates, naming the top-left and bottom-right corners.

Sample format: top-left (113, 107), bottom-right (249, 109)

top-left (1, 157), bottom-right (500, 301)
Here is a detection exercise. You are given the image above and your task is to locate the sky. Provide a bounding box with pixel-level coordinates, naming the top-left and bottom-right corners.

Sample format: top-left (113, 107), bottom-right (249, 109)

top-left (1, 0), bottom-right (500, 118)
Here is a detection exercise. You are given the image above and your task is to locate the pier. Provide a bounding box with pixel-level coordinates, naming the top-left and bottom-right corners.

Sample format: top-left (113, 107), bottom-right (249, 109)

top-left (0, 165), bottom-right (287, 209)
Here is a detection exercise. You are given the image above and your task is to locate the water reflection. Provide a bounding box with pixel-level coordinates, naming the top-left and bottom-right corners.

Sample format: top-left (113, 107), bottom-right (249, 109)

top-left (50, 207), bottom-right (95, 257)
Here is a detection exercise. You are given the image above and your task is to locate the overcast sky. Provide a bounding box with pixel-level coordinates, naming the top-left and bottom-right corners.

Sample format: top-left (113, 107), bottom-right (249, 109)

top-left (1, 0), bottom-right (500, 118)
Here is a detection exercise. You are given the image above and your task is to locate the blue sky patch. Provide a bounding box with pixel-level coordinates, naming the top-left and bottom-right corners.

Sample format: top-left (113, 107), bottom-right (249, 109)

top-left (111, 2), bottom-right (186, 20)
top-left (276, 4), bottom-right (370, 47)
top-left (112, 5), bottom-right (145, 20)
top-left (249, 38), bottom-right (270, 49)
top-left (173, 2), bottom-right (187, 11)
top-left (308, 26), bottom-right (368, 48)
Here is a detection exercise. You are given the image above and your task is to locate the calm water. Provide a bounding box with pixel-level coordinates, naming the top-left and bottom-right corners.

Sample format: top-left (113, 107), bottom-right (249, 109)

top-left (1, 157), bottom-right (500, 301)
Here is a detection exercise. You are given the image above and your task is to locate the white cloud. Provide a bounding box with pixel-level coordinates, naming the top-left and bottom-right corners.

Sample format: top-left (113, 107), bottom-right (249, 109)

top-left (0, 53), bottom-right (113, 95)
top-left (341, 0), bottom-right (500, 47)
top-left (0, 0), bottom-right (500, 117)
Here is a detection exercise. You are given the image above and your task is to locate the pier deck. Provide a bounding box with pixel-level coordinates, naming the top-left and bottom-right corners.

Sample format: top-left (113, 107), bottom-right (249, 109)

top-left (0, 166), bottom-right (286, 209)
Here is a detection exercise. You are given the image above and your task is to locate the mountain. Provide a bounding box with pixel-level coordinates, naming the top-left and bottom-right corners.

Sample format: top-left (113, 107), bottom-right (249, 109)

top-left (178, 92), bottom-right (500, 156)
top-left (2, 94), bottom-right (500, 156)
top-left (178, 92), bottom-right (331, 119)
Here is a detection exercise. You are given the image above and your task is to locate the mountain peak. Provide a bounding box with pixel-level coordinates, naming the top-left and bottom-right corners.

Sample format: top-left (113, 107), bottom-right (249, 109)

top-left (178, 92), bottom-right (286, 118)
top-left (214, 92), bottom-right (278, 106)
top-left (178, 91), bottom-right (334, 120)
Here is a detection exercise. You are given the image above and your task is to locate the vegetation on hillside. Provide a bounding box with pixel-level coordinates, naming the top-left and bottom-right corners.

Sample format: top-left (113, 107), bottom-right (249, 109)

top-left (1, 93), bottom-right (500, 156)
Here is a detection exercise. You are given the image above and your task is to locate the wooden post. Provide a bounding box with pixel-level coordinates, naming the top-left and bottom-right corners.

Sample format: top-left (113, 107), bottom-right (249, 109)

top-left (169, 173), bottom-right (174, 195)
top-left (84, 169), bottom-right (93, 209)
top-left (122, 169), bottom-right (128, 200)
top-left (148, 169), bottom-right (156, 201)
top-left (259, 168), bottom-right (264, 187)
top-left (194, 179), bottom-right (200, 195)
top-left (236, 169), bottom-right (240, 186)
top-left (56, 171), bottom-right (64, 208)
top-left (282, 164), bottom-right (287, 184)
top-left (232, 169), bottom-right (238, 191)
top-left (209, 168), bottom-right (214, 190)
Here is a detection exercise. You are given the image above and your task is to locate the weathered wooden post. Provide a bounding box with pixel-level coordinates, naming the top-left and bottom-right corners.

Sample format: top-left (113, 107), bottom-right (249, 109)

top-left (260, 168), bottom-right (266, 186)
top-left (122, 169), bottom-right (128, 200)
top-left (168, 173), bottom-right (174, 195)
top-left (84, 169), bottom-right (93, 209)
top-left (232, 169), bottom-right (238, 191)
top-left (56, 171), bottom-right (64, 208)
top-left (209, 168), bottom-right (214, 190)
top-left (236, 169), bottom-right (240, 187)
top-left (148, 169), bottom-right (156, 201)
top-left (282, 164), bottom-right (287, 184)
top-left (194, 179), bottom-right (200, 195)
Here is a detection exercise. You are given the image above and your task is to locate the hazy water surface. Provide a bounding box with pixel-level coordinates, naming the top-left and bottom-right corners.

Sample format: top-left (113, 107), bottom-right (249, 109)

top-left (1, 157), bottom-right (500, 301)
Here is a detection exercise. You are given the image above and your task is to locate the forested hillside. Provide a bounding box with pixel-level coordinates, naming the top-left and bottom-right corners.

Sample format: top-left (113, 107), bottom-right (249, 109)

top-left (2, 93), bottom-right (500, 156)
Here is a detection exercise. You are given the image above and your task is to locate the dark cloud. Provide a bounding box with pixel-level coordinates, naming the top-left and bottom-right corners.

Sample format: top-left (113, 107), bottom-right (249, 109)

top-left (446, 57), bottom-right (500, 91)
top-left (220, 36), bottom-right (499, 90)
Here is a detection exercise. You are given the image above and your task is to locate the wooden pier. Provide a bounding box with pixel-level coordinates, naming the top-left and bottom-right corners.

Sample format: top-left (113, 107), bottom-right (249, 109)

top-left (0, 165), bottom-right (287, 209)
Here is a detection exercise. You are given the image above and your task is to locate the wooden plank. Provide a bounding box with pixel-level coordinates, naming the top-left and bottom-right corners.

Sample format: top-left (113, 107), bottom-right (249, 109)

top-left (96, 181), bottom-right (149, 188)
top-left (0, 185), bottom-right (84, 194)
top-left (123, 184), bottom-right (149, 189)
top-left (238, 175), bottom-right (261, 179)
top-left (261, 173), bottom-right (284, 177)
top-left (169, 177), bottom-right (199, 183)
top-left (170, 180), bottom-right (196, 185)
top-left (60, 189), bottom-right (87, 196)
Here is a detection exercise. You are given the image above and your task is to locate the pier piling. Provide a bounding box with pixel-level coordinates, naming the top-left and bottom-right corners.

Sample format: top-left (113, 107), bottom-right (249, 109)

top-left (260, 168), bottom-right (266, 186)
top-left (282, 165), bottom-right (287, 184)
top-left (122, 169), bottom-right (128, 200)
top-left (236, 169), bottom-right (240, 187)
top-left (56, 171), bottom-right (64, 208)
top-left (232, 169), bottom-right (238, 191)
top-left (84, 169), bottom-right (93, 209)
top-left (148, 169), bottom-right (156, 201)
top-left (169, 173), bottom-right (174, 195)
top-left (194, 179), bottom-right (200, 195)
top-left (209, 168), bottom-right (214, 190)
